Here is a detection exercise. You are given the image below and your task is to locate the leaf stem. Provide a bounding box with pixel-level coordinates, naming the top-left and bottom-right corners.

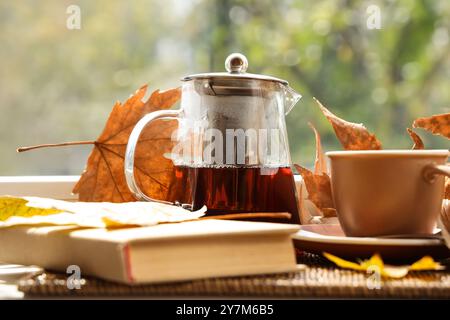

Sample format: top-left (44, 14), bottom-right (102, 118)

top-left (17, 141), bottom-right (95, 152)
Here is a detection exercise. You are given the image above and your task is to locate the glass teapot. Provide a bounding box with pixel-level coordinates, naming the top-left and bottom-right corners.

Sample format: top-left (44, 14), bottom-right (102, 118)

top-left (125, 53), bottom-right (302, 224)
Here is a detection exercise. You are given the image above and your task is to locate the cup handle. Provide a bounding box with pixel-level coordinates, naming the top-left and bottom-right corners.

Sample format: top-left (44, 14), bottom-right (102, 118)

top-left (423, 163), bottom-right (450, 182)
top-left (124, 109), bottom-right (181, 204)
top-left (423, 163), bottom-right (450, 247)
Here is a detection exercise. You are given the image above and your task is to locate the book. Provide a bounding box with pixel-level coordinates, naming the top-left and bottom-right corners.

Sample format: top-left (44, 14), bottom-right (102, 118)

top-left (0, 220), bottom-right (299, 284)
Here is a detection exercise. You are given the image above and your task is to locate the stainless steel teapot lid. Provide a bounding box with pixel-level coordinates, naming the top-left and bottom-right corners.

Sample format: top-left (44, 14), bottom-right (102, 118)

top-left (181, 53), bottom-right (288, 86)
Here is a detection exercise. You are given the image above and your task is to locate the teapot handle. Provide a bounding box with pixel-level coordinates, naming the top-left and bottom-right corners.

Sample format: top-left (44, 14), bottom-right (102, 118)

top-left (124, 109), bottom-right (181, 204)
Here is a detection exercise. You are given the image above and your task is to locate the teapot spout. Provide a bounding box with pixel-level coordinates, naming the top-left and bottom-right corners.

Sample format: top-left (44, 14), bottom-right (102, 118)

top-left (283, 85), bottom-right (302, 115)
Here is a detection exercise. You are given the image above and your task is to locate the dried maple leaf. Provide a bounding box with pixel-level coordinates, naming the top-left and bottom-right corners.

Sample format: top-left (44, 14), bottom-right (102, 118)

top-left (442, 199), bottom-right (450, 224)
top-left (313, 97), bottom-right (382, 150)
top-left (321, 208), bottom-right (338, 218)
top-left (294, 124), bottom-right (336, 223)
top-left (413, 113), bottom-right (450, 139)
top-left (406, 128), bottom-right (425, 150)
top-left (308, 122), bottom-right (327, 175)
top-left (294, 164), bottom-right (334, 210)
top-left (72, 85), bottom-right (181, 202)
top-left (441, 199), bottom-right (450, 248)
top-left (18, 85), bottom-right (182, 203)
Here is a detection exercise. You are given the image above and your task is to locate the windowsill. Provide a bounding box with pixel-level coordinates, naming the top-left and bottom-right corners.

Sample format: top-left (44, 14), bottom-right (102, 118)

top-left (0, 176), bottom-right (79, 200)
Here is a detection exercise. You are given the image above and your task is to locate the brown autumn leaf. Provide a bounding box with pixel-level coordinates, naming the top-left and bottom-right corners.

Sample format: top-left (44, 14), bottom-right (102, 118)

top-left (445, 177), bottom-right (450, 200)
top-left (294, 164), bottom-right (334, 213)
top-left (308, 122), bottom-right (327, 175)
top-left (72, 85), bottom-right (182, 202)
top-left (296, 171), bottom-right (337, 224)
top-left (406, 128), bottom-right (425, 150)
top-left (294, 123), bottom-right (336, 222)
top-left (313, 97), bottom-right (382, 150)
top-left (441, 199), bottom-right (450, 247)
top-left (321, 208), bottom-right (338, 218)
top-left (413, 113), bottom-right (450, 139)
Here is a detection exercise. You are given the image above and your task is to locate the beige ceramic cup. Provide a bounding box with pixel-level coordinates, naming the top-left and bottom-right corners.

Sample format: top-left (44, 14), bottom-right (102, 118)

top-left (327, 150), bottom-right (450, 237)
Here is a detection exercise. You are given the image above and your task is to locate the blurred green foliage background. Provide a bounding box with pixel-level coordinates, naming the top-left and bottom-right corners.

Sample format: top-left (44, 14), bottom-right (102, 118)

top-left (0, 0), bottom-right (449, 175)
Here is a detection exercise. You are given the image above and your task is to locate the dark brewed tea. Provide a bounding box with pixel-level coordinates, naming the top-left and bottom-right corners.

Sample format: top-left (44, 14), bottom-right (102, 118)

top-left (170, 166), bottom-right (300, 224)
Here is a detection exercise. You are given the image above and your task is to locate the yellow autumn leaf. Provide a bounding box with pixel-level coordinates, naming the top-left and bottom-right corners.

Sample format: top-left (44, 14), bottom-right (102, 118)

top-left (324, 252), bottom-right (444, 279)
top-left (0, 196), bottom-right (206, 228)
top-left (409, 256), bottom-right (445, 271)
top-left (323, 252), bottom-right (365, 271)
top-left (0, 197), bottom-right (61, 221)
top-left (360, 253), bottom-right (384, 270)
top-left (358, 253), bottom-right (406, 278)
top-left (381, 266), bottom-right (409, 278)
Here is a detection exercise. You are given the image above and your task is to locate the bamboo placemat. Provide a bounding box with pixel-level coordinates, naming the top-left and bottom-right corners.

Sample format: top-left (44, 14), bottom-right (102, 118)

top-left (17, 253), bottom-right (450, 299)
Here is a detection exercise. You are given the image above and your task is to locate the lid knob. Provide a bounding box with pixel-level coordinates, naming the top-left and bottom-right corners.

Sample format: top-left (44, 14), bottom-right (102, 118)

top-left (225, 53), bottom-right (248, 74)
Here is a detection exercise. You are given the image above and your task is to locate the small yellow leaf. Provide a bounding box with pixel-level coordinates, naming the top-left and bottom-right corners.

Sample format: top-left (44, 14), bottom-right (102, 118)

top-left (409, 256), bottom-right (445, 271)
top-left (324, 252), bottom-right (445, 279)
top-left (101, 216), bottom-right (137, 228)
top-left (323, 252), bottom-right (365, 271)
top-left (382, 266), bottom-right (409, 278)
top-left (360, 254), bottom-right (408, 278)
top-left (0, 197), bottom-right (61, 221)
top-left (360, 253), bottom-right (384, 270)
